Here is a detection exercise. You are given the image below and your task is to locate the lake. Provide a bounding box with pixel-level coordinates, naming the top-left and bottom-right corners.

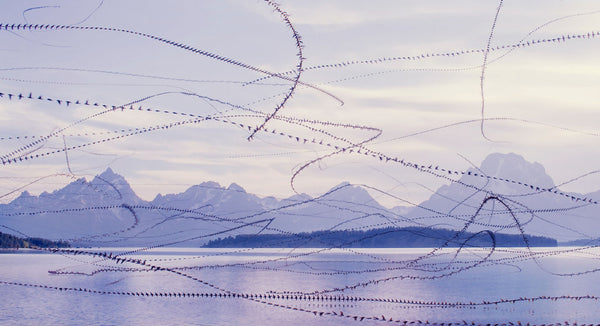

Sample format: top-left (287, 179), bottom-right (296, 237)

top-left (1, 247), bottom-right (600, 325)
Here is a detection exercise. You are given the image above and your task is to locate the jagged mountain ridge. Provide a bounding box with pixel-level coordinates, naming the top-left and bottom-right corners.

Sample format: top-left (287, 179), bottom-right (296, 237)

top-left (408, 153), bottom-right (600, 241)
top-left (3, 168), bottom-right (144, 240)
top-left (0, 169), bottom-right (399, 246)
top-left (1, 153), bottom-right (598, 244)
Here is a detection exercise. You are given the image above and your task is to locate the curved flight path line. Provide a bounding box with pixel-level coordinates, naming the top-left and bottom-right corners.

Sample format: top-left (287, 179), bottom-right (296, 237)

top-left (0, 19), bottom-right (343, 109)
top-left (0, 90), bottom-right (597, 206)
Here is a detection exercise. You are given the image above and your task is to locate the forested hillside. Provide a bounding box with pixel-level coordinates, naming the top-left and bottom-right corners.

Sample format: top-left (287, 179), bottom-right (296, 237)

top-left (203, 227), bottom-right (558, 248)
top-left (0, 232), bottom-right (70, 249)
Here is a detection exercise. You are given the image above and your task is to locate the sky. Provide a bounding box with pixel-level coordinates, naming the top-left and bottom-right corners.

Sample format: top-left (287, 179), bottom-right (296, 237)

top-left (0, 0), bottom-right (599, 207)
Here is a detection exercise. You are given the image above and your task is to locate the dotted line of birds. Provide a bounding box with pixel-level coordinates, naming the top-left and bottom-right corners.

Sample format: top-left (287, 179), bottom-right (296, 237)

top-left (0, 91), bottom-right (595, 206)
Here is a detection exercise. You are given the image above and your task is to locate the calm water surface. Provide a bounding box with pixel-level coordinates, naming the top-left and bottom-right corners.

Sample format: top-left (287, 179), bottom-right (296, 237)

top-left (1, 247), bottom-right (600, 325)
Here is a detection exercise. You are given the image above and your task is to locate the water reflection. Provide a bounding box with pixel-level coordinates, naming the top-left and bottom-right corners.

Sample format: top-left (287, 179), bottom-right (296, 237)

top-left (2, 248), bottom-right (600, 325)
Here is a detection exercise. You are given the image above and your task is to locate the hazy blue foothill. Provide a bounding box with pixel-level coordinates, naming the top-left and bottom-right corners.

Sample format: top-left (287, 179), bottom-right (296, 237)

top-left (203, 226), bottom-right (558, 248)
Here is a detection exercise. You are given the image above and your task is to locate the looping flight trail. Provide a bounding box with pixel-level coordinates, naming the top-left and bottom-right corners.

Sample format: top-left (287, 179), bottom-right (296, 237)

top-left (0, 1), bottom-right (599, 324)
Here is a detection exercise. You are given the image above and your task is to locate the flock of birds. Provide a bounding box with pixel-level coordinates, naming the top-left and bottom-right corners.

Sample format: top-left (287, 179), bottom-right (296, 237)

top-left (1, 1), bottom-right (599, 324)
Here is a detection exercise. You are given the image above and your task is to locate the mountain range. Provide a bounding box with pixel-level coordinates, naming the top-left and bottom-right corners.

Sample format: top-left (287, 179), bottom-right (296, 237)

top-left (1, 152), bottom-right (599, 246)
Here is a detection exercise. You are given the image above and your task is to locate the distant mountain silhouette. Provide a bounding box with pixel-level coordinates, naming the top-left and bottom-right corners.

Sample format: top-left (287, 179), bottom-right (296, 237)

top-left (0, 171), bottom-right (401, 246)
top-left (1, 152), bottom-right (598, 246)
top-left (406, 152), bottom-right (600, 241)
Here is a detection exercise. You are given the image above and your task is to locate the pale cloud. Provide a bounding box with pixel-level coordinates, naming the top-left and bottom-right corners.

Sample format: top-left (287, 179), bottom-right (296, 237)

top-left (0, 0), bottom-right (599, 207)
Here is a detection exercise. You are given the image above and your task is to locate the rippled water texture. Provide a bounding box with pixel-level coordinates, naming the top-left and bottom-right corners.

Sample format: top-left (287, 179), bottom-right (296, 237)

top-left (2, 247), bottom-right (600, 325)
